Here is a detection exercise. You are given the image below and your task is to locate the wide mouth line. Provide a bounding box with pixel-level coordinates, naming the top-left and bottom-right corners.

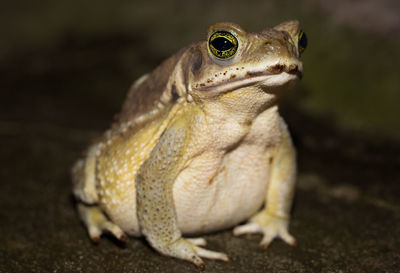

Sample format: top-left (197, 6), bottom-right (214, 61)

top-left (197, 68), bottom-right (301, 92)
top-left (247, 64), bottom-right (302, 79)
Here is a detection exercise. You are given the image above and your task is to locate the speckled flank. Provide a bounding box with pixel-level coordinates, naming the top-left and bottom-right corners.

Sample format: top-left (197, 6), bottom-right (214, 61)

top-left (97, 121), bottom-right (159, 203)
top-left (94, 102), bottom-right (184, 234)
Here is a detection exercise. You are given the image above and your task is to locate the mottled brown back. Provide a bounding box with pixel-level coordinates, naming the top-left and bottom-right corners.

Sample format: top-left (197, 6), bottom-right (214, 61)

top-left (114, 48), bottom-right (186, 126)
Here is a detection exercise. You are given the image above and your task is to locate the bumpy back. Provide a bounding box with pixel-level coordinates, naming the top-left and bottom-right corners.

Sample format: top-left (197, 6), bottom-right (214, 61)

top-left (114, 49), bottom-right (186, 126)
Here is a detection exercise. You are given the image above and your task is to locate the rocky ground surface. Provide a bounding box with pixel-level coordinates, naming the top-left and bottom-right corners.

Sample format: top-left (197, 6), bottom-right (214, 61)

top-left (1, 26), bottom-right (400, 273)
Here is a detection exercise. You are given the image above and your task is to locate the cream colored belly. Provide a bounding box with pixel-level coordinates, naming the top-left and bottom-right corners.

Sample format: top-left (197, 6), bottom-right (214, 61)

top-left (174, 147), bottom-right (270, 235)
top-left (100, 145), bottom-right (271, 236)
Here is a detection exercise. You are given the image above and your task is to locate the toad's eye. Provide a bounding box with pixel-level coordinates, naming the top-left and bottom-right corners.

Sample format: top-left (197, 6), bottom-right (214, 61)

top-left (208, 31), bottom-right (238, 60)
top-left (298, 30), bottom-right (307, 55)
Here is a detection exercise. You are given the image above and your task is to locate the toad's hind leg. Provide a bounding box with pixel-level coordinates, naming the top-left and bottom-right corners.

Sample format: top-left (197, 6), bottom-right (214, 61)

top-left (77, 203), bottom-right (126, 243)
top-left (72, 143), bottom-right (126, 243)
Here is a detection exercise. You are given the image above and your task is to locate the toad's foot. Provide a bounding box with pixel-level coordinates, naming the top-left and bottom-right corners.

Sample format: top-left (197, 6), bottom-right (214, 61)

top-left (187, 237), bottom-right (207, 246)
top-left (157, 238), bottom-right (229, 269)
top-left (233, 210), bottom-right (296, 249)
top-left (77, 203), bottom-right (126, 243)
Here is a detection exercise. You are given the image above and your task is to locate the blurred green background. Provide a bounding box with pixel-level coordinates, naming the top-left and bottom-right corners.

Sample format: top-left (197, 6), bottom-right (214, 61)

top-left (2, 0), bottom-right (399, 138)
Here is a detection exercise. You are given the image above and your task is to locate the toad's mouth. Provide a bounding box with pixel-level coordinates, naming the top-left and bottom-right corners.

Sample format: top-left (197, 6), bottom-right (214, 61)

top-left (196, 63), bottom-right (302, 93)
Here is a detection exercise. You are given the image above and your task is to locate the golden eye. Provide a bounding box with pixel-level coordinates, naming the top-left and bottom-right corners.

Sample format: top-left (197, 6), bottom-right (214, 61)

top-left (298, 30), bottom-right (307, 55)
top-left (208, 31), bottom-right (238, 60)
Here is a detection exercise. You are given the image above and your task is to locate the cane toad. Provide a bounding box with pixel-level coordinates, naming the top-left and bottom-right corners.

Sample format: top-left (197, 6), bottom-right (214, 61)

top-left (72, 20), bottom-right (307, 268)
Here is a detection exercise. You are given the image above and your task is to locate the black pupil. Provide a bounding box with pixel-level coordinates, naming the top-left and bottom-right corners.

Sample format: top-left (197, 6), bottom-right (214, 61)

top-left (211, 37), bottom-right (233, 51)
top-left (299, 32), bottom-right (307, 49)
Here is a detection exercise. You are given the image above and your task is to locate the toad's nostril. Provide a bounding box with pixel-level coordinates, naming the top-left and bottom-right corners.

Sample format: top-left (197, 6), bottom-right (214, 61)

top-left (288, 64), bottom-right (298, 73)
top-left (268, 64), bottom-right (285, 73)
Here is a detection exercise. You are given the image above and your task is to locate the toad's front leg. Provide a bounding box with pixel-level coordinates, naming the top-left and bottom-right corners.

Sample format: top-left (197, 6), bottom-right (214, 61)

top-left (234, 119), bottom-right (297, 248)
top-left (136, 126), bottom-right (228, 268)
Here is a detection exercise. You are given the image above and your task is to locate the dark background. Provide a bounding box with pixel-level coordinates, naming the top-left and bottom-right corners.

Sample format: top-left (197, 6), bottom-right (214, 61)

top-left (1, 0), bottom-right (399, 272)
